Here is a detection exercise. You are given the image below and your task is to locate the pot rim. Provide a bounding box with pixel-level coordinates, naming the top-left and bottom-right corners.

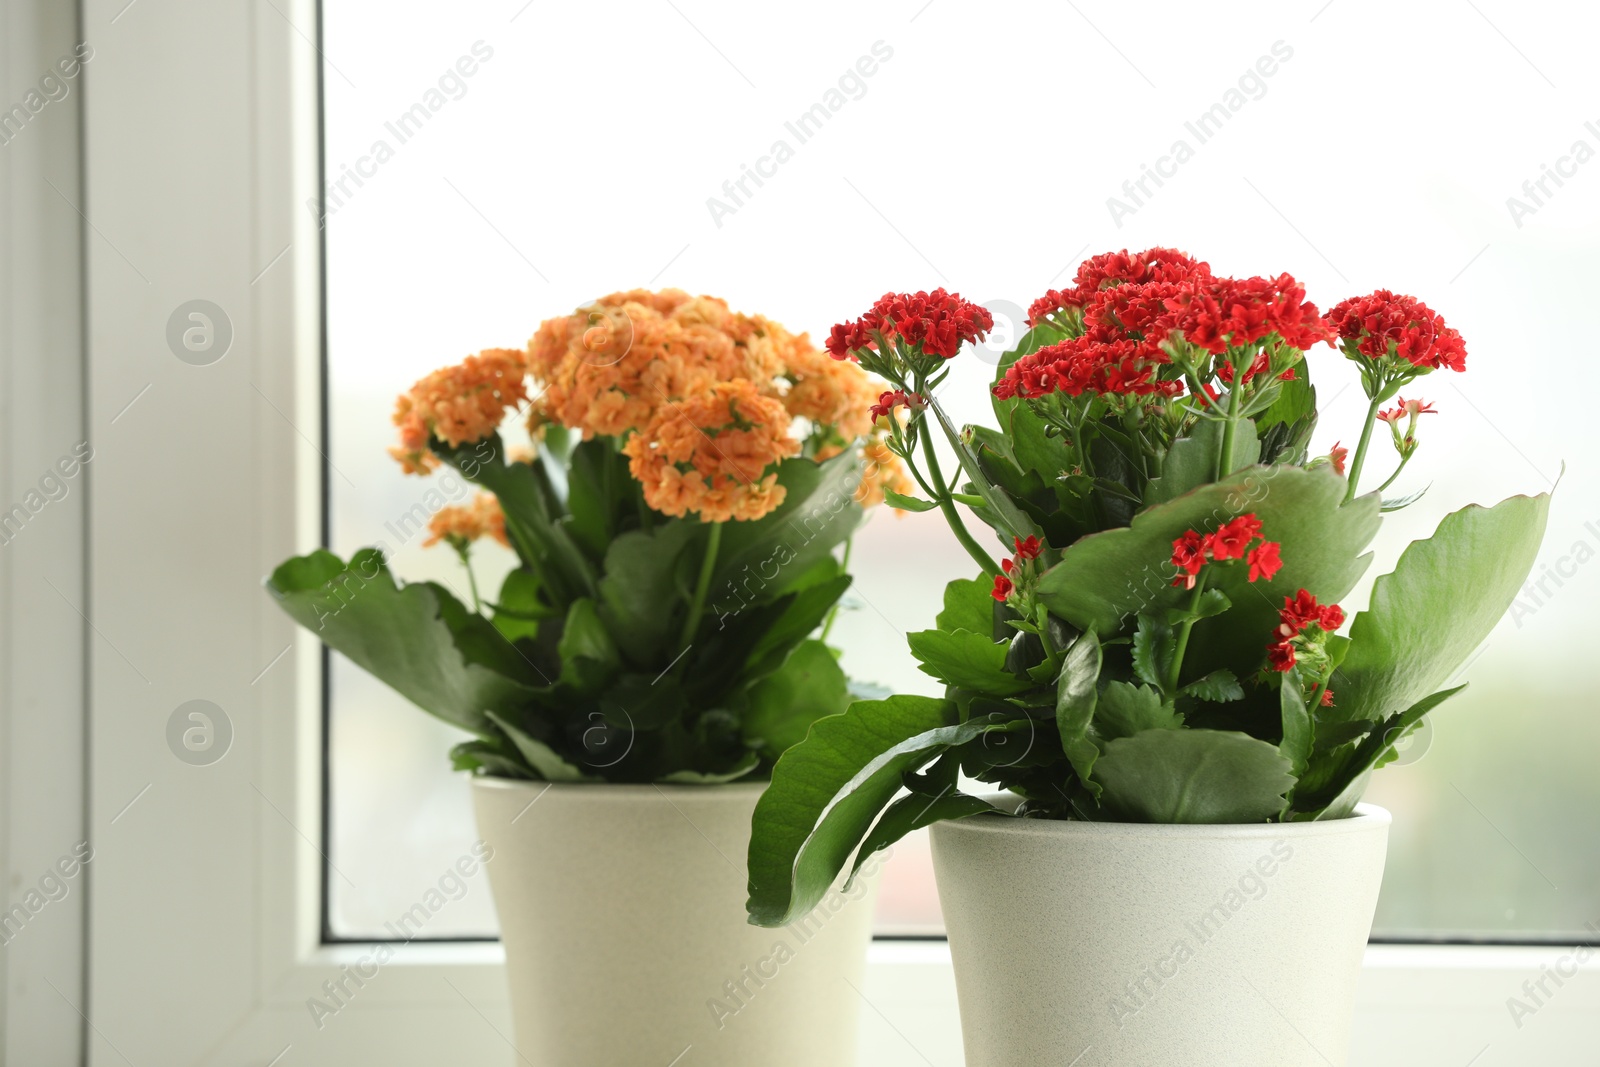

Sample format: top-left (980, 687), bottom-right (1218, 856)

top-left (469, 776), bottom-right (767, 798)
top-left (930, 794), bottom-right (1391, 841)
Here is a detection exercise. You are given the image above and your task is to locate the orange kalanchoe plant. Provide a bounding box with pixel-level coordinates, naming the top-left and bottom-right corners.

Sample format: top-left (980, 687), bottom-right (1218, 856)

top-left (269, 290), bottom-right (905, 784)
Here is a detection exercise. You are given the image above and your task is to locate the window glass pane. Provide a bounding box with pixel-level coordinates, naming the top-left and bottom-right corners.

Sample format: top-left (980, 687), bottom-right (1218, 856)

top-left (323, 0), bottom-right (1597, 941)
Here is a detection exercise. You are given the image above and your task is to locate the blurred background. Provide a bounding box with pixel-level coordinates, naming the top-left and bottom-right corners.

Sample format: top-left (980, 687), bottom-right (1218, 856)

top-left (315, 0), bottom-right (1597, 943)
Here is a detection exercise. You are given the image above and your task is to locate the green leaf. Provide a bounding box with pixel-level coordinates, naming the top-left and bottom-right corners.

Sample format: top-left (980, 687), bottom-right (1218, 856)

top-left (906, 629), bottom-right (1034, 696)
top-left (1182, 669), bottom-right (1244, 703)
top-left (745, 695), bottom-right (1024, 926)
top-left (1311, 719), bottom-right (1376, 755)
top-left (1144, 418), bottom-right (1261, 507)
top-left (490, 569), bottom-right (554, 644)
top-left (937, 577), bottom-right (996, 636)
top-left (1092, 728), bottom-right (1297, 823)
top-left (1299, 685), bottom-right (1468, 819)
top-left (266, 549), bottom-right (544, 735)
top-left (661, 752), bottom-right (761, 784)
top-left (1256, 367), bottom-right (1317, 434)
top-left (1054, 631), bottom-right (1102, 793)
top-left (1330, 491), bottom-right (1550, 726)
top-left (713, 451), bottom-right (864, 600)
top-left (845, 790), bottom-right (997, 886)
top-left (596, 522), bottom-right (699, 668)
top-left (1131, 615), bottom-right (1173, 688)
top-left (741, 639), bottom-right (851, 761)
top-left (930, 401), bottom-right (1037, 541)
top-left (741, 570), bottom-right (852, 677)
top-left (1193, 589), bottom-right (1232, 620)
top-left (1279, 670), bottom-right (1312, 779)
top-left (882, 489), bottom-right (938, 513)
top-left (556, 598), bottom-right (621, 691)
top-left (1095, 681), bottom-right (1181, 743)
top-left (564, 437), bottom-right (641, 561)
top-left (1381, 485), bottom-right (1429, 513)
top-left (450, 738), bottom-right (535, 779)
top-left (594, 672), bottom-right (688, 731)
top-left (435, 436), bottom-right (597, 603)
top-left (485, 711), bottom-right (597, 782)
top-left (1038, 467), bottom-right (1381, 679)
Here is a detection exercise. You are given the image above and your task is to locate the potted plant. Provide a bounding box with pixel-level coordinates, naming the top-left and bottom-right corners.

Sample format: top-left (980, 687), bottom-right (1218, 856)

top-left (268, 290), bottom-right (910, 1066)
top-left (744, 254), bottom-right (1551, 1066)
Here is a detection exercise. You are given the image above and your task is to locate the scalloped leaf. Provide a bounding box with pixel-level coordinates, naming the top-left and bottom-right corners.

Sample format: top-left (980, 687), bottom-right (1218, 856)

top-left (1093, 728), bottom-right (1296, 823)
top-left (1329, 491), bottom-right (1550, 726)
top-left (266, 548), bottom-right (544, 735)
top-left (1145, 417), bottom-right (1260, 507)
top-left (1182, 669), bottom-right (1244, 703)
top-left (907, 628), bottom-right (1034, 696)
top-left (1095, 681), bottom-right (1181, 743)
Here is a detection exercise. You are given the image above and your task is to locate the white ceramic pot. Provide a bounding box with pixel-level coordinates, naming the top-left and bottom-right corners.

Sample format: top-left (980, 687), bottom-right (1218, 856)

top-left (930, 801), bottom-right (1391, 1067)
top-left (472, 779), bottom-right (877, 1066)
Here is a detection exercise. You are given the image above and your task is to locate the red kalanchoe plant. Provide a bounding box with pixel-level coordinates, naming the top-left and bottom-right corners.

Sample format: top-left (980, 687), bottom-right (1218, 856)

top-left (747, 248), bottom-right (1550, 932)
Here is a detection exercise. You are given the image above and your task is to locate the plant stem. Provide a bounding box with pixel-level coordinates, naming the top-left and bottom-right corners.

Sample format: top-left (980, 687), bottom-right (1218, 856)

top-left (917, 413), bottom-right (1001, 575)
top-left (1308, 670), bottom-right (1331, 714)
top-left (1164, 574), bottom-right (1208, 697)
top-left (819, 537), bottom-right (852, 643)
top-left (456, 545), bottom-right (482, 613)
top-left (900, 448), bottom-right (939, 499)
top-left (679, 521), bottom-right (722, 652)
top-left (1214, 381), bottom-right (1243, 482)
top-left (1373, 450), bottom-right (1414, 495)
top-left (1342, 393), bottom-right (1385, 504)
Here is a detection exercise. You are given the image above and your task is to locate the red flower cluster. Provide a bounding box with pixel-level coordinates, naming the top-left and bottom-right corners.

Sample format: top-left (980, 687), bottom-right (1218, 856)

top-left (995, 336), bottom-right (1182, 401)
top-left (869, 389), bottom-right (915, 421)
top-left (1160, 273), bottom-right (1333, 356)
top-left (1026, 248), bottom-right (1210, 327)
top-left (1377, 396), bottom-right (1436, 423)
top-left (992, 535), bottom-right (1043, 601)
top-left (1267, 589), bottom-right (1345, 672)
top-left (1001, 253), bottom-right (1332, 404)
top-left (1329, 443), bottom-right (1348, 474)
top-left (1325, 290), bottom-right (1467, 372)
top-left (1169, 514), bottom-right (1283, 590)
top-left (827, 289), bottom-right (994, 361)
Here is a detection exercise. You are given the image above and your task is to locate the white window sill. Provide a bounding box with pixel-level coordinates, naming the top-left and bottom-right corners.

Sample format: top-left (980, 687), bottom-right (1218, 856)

top-left (293, 939), bottom-right (1598, 1065)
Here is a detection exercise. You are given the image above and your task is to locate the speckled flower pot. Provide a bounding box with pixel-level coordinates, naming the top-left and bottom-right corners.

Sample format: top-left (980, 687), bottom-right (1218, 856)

top-left (473, 779), bottom-right (877, 1066)
top-left (930, 801), bottom-right (1390, 1067)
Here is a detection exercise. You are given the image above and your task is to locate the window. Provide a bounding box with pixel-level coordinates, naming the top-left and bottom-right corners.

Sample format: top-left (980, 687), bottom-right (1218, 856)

top-left (66, 0), bottom-right (1600, 1064)
top-left (323, 0), bottom-right (1597, 945)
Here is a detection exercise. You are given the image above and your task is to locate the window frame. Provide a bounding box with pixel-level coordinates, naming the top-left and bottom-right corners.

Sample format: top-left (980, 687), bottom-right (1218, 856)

top-left (70, 0), bottom-right (1600, 1062)
top-left (1, 0), bottom-right (89, 1062)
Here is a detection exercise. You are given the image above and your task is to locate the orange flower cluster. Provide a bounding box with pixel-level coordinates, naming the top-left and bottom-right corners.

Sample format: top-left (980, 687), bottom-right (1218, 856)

top-left (390, 348), bottom-right (529, 475)
top-left (623, 381), bottom-right (799, 523)
top-left (781, 344), bottom-right (877, 446)
top-left (392, 290), bottom-right (891, 523)
top-left (422, 493), bottom-right (510, 551)
top-left (526, 290), bottom-right (883, 521)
